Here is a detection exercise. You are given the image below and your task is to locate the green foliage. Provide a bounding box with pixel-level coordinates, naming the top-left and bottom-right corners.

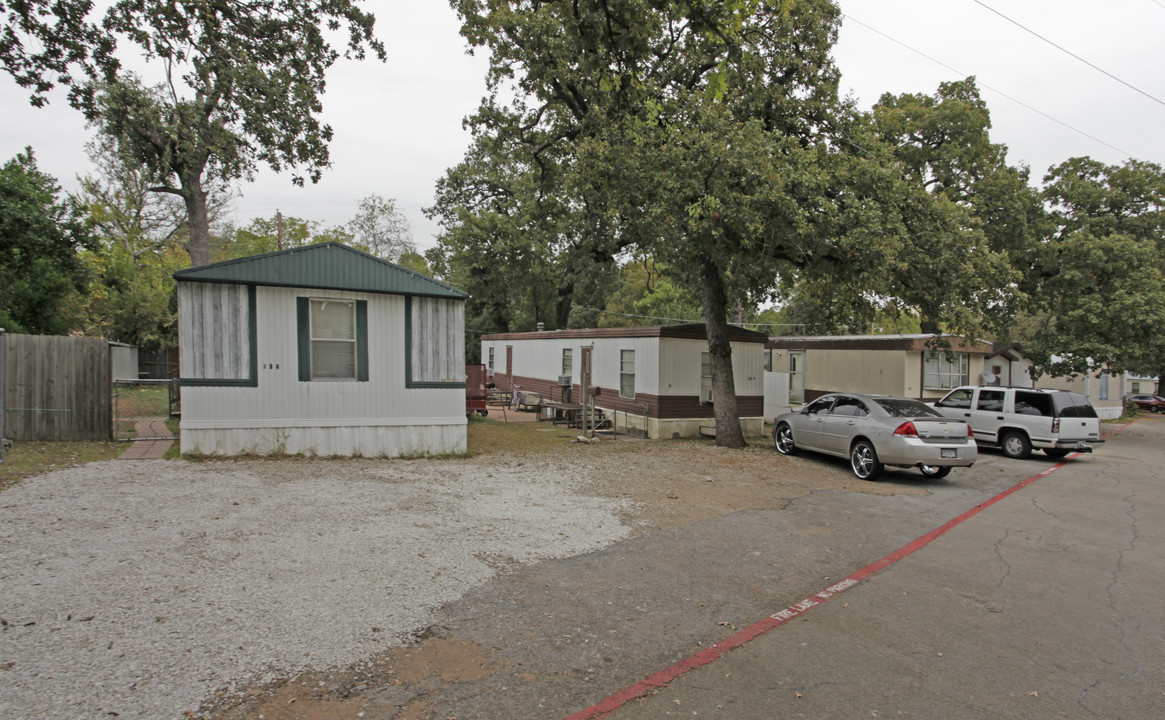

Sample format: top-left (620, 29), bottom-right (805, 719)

top-left (395, 251), bottom-right (432, 276)
top-left (784, 78), bottom-right (1036, 338)
top-left (82, 240), bottom-right (185, 351)
top-left (1022, 158), bottom-right (1165, 379)
top-left (0, 149), bottom-right (93, 334)
top-left (1, 0), bottom-right (386, 266)
top-left (220, 215), bottom-right (351, 260)
top-left (441, 0), bottom-right (865, 447)
top-left (597, 259), bottom-right (703, 327)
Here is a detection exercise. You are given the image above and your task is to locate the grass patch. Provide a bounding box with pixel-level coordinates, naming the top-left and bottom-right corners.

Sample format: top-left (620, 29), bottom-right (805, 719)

top-left (113, 383), bottom-right (172, 417)
top-left (465, 414), bottom-right (584, 456)
top-left (1, 441), bottom-right (124, 492)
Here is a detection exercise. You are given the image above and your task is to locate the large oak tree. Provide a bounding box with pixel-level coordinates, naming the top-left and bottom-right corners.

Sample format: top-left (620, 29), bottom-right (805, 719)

top-left (1, 0), bottom-right (385, 266)
top-left (1024, 158), bottom-right (1165, 388)
top-left (437, 0), bottom-right (1014, 446)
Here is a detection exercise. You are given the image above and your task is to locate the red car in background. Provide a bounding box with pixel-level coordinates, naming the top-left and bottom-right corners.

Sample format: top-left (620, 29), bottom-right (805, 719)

top-left (1128, 394), bottom-right (1165, 413)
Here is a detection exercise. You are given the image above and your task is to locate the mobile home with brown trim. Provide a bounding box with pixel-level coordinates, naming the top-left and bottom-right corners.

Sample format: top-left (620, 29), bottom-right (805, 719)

top-left (482, 324), bottom-right (767, 439)
top-left (764, 334), bottom-right (995, 404)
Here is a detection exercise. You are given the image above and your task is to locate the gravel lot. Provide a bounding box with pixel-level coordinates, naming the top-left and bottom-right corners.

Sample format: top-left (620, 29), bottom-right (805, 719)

top-left (0, 455), bottom-right (634, 720)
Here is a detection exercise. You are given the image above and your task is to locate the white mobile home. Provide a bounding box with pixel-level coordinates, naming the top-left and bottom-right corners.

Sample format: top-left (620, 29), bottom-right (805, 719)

top-left (482, 324), bottom-right (768, 439)
top-left (174, 243), bottom-right (468, 457)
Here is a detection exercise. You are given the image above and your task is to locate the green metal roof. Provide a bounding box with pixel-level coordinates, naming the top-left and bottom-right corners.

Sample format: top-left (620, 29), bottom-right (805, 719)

top-left (173, 242), bottom-right (467, 299)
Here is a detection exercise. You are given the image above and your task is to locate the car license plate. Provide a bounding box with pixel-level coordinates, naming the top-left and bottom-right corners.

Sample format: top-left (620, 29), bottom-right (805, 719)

top-left (941, 448), bottom-right (957, 459)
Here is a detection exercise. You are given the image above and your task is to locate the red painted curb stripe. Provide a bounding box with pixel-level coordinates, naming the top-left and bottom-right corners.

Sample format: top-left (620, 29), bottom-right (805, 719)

top-left (562, 458), bottom-right (1077, 720)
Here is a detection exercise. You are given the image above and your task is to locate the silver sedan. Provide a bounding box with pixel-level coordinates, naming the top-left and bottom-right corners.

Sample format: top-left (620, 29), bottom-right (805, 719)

top-left (773, 393), bottom-right (977, 480)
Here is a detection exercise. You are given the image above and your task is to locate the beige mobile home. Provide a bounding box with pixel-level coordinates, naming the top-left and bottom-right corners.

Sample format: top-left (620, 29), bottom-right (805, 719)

top-left (765, 334), bottom-right (995, 404)
top-left (174, 243), bottom-right (468, 457)
top-left (482, 324), bottom-right (767, 439)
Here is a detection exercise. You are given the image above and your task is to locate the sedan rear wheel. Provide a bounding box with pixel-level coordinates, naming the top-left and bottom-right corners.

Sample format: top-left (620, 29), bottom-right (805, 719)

top-left (919, 464), bottom-right (952, 479)
top-left (850, 440), bottom-right (883, 481)
top-left (774, 423), bottom-right (798, 455)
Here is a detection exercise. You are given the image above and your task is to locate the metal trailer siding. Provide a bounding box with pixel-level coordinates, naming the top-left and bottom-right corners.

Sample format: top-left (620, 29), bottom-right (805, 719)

top-left (482, 334), bottom-right (765, 398)
top-left (181, 286), bottom-right (466, 456)
top-left (658, 337), bottom-right (763, 396)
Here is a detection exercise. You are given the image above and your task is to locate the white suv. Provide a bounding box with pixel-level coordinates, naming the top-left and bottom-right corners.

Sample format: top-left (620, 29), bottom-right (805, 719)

top-left (933, 386), bottom-right (1104, 459)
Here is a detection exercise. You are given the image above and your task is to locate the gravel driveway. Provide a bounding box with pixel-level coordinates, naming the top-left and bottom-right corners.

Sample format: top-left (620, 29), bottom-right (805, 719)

top-left (0, 456), bottom-right (633, 720)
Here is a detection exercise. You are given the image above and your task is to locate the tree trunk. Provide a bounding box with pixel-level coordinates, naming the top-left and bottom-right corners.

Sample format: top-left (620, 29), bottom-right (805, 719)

top-left (180, 178), bottom-right (211, 267)
top-left (697, 255), bottom-right (746, 448)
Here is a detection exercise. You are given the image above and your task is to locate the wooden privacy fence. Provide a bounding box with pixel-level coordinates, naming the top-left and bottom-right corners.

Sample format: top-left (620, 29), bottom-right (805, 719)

top-left (1, 332), bottom-right (112, 442)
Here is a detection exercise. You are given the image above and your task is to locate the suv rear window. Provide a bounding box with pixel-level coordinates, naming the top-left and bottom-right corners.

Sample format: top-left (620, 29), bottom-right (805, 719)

top-left (1052, 392), bottom-right (1099, 418)
top-left (1014, 391), bottom-right (1054, 417)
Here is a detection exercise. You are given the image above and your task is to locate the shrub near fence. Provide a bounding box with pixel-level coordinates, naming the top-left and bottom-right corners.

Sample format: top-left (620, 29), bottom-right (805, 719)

top-left (1, 333), bottom-right (112, 442)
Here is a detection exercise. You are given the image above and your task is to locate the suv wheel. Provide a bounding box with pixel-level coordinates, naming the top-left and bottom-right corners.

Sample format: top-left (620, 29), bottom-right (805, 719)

top-left (850, 440), bottom-right (883, 480)
top-left (1001, 431), bottom-right (1032, 460)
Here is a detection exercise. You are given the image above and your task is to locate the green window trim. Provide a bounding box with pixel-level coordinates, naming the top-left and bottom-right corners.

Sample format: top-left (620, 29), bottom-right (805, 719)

top-left (297, 297), bottom-right (368, 382)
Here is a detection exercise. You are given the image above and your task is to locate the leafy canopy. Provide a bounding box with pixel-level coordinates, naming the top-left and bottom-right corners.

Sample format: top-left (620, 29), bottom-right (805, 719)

top-left (1, 0), bottom-right (386, 266)
top-left (1023, 158), bottom-right (1165, 379)
top-left (0, 148), bottom-right (94, 334)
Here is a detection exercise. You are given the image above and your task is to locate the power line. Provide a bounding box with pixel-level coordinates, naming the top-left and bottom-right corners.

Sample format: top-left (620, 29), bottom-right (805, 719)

top-left (972, 0), bottom-right (1165, 109)
top-left (842, 13), bottom-right (1135, 158)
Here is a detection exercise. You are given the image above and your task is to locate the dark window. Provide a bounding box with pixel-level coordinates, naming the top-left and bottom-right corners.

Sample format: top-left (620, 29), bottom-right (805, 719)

top-left (831, 396), bottom-right (869, 418)
top-left (1052, 392), bottom-right (1098, 418)
top-left (1014, 391), bottom-right (1054, 417)
top-left (874, 398), bottom-right (941, 418)
top-left (977, 390), bottom-right (1005, 412)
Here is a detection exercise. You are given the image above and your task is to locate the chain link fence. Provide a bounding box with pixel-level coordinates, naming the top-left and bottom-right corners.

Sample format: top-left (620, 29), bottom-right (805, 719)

top-left (113, 379), bottom-right (179, 441)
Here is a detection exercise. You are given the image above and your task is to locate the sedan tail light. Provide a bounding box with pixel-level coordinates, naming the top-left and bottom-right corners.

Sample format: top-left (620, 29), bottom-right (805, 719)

top-left (967, 424), bottom-right (975, 437)
top-left (893, 421), bottom-right (918, 437)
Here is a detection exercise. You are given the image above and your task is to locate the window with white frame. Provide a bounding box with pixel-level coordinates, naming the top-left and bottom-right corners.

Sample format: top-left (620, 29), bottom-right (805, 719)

top-left (620, 349), bottom-right (635, 398)
top-left (1099, 373), bottom-right (1109, 400)
top-left (488, 346), bottom-right (495, 373)
top-left (923, 351), bottom-right (969, 390)
top-left (562, 348), bottom-right (573, 377)
top-left (310, 299), bottom-right (356, 379)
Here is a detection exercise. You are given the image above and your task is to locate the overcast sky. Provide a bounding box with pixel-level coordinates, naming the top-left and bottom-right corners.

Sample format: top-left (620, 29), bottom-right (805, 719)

top-left (2, 0), bottom-right (1162, 253)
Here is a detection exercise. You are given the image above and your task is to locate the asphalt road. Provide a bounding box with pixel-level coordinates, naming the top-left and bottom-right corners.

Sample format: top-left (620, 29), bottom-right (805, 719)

top-left (592, 416), bottom-right (1165, 720)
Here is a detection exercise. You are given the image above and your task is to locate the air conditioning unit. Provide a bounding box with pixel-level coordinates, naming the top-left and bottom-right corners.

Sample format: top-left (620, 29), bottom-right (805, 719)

top-left (700, 388), bottom-right (714, 404)
top-left (557, 375), bottom-right (572, 387)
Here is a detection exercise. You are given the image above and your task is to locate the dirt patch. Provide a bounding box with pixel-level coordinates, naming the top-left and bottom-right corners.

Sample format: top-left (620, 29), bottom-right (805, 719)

top-left (206, 635), bottom-right (501, 720)
top-left (575, 439), bottom-right (928, 533)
